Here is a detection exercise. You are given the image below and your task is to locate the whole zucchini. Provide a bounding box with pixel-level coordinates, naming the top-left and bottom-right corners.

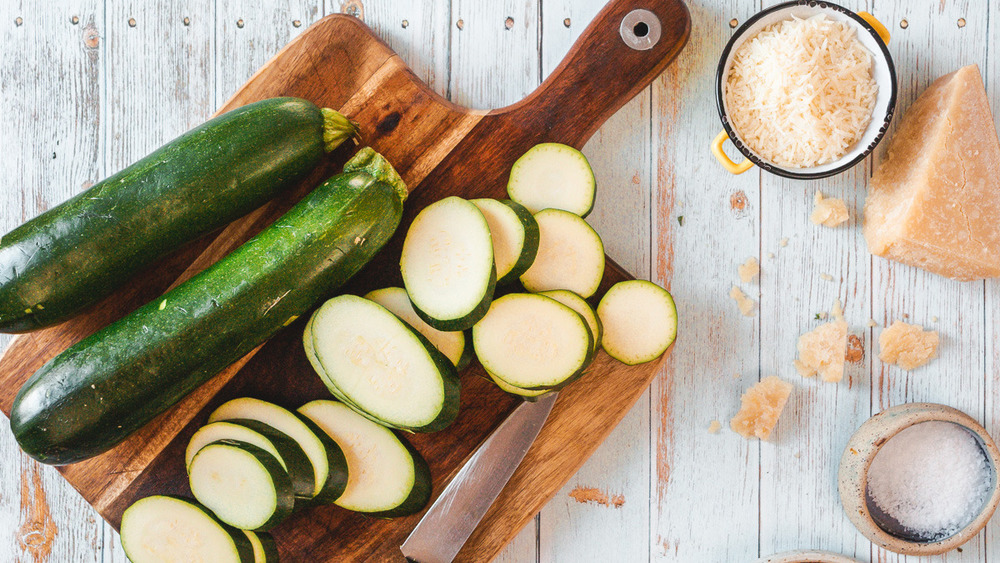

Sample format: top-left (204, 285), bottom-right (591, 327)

top-left (10, 148), bottom-right (407, 465)
top-left (0, 97), bottom-right (357, 333)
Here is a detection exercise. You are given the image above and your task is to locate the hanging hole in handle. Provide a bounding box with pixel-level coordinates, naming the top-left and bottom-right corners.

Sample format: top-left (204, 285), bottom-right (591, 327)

top-left (620, 9), bottom-right (661, 51)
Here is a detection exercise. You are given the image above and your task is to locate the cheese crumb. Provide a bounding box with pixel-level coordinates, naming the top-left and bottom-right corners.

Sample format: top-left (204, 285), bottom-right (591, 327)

top-left (794, 320), bottom-right (848, 382)
top-left (738, 257), bottom-right (760, 282)
top-left (767, 251), bottom-right (776, 259)
top-left (820, 272), bottom-right (834, 281)
top-left (779, 237), bottom-right (789, 247)
top-left (708, 420), bottom-right (722, 434)
top-left (931, 316), bottom-right (939, 323)
top-left (878, 321), bottom-right (939, 370)
top-left (810, 190), bottom-right (850, 227)
top-left (831, 299), bottom-right (844, 321)
top-left (867, 318), bottom-right (878, 328)
top-left (729, 285), bottom-right (757, 316)
top-left (730, 376), bottom-right (793, 440)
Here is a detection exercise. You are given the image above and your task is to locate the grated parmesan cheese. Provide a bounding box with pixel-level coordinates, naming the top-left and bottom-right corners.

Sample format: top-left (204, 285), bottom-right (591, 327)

top-left (725, 15), bottom-right (878, 168)
top-left (794, 319), bottom-right (848, 382)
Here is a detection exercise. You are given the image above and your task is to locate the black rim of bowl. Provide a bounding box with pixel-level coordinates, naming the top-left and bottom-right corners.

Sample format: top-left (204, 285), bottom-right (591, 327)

top-left (715, 0), bottom-right (898, 180)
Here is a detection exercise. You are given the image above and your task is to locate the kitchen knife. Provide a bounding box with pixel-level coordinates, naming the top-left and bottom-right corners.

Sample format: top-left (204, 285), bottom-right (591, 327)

top-left (400, 392), bottom-right (558, 563)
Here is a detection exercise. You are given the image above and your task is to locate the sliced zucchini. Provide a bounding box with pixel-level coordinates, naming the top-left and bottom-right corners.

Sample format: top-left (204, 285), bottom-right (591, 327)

top-left (188, 441), bottom-right (295, 531)
top-left (538, 289), bottom-right (602, 356)
top-left (400, 196), bottom-right (496, 331)
top-left (519, 209), bottom-right (604, 298)
top-left (365, 287), bottom-right (471, 370)
top-left (185, 420), bottom-right (314, 501)
top-left (487, 370), bottom-right (551, 400)
top-left (307, 295), bottom-right (460, 432)
top-left (298, 400), bottom-right (432, 517)
top-left (507, 143), bottom-right (596, 217)
top-left (597, 280), bottom-right (678, 365)
top-left (473, 293), bottom-right (592, 390)
top-left (121, 495), bottom-right (255, 563)
top-left (243, 531), bottom-right (280, 563)
top-left (207, 398), bottom-right (348, 503)
top-left (470, 198), bottom-right (539, 286)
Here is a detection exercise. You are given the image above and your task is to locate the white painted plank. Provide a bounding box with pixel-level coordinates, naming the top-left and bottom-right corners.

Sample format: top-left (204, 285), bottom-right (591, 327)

top-left (215, 0), bottom-right (323, 107)
top-left (649, 1), bottom-right (761, 560)
top-left (99, 1), bottom-right (217, 560)
top-left (0, 2), bottom-right (110, 562)
top-left (756, 0), bottom-right (876, 556)
top-left (985, 3), bottom-right (1000, 560)
top-left (868, 1), bottom-right (989, 560)
top-left (536, 1), bottom-right (651, 561)
top-left (360, 0), bottom-right (451, 98)
top-left (445, 1), bottom-right (541, 560)
top-left (450, 0), bottom-right (539, 110)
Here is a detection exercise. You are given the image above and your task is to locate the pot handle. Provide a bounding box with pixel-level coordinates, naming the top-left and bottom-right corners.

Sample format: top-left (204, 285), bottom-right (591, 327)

top-left (857, 11), bottom-right (890, 45)
top-left (711, 131), bottom-right (754, 175)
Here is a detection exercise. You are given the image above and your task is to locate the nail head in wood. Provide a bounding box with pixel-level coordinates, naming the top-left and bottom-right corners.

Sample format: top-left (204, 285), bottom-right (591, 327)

top-left (563, 18), bottom-right (571, 28)
top-left (183, 17), bottom-right (190, 26)
top-left (14, 16), bottom-right (22, 26)
top-left (957, 18), bottom-right (966, 28)
top-left (899, 19), bottom-right (908, 29)
top-left (128, 17), bottom-right (136, 27)
top-left (729, 18), bottom-right (738, 29)
top-left (293, 20), bottom-right (302, 28)
top-left (236, 19), bottom-right (244, 28)
top-left (71, 16), bottom-right (79, 25)
top-left (401, 19), bottom-right (409, 28)
top-left (456, 18), bottom-right (464, 30)
top-left (505, 17), bottom-right (514, 30)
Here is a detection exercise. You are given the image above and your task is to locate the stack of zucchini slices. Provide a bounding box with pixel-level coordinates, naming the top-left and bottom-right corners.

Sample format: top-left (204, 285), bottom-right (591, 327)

top-left (122, 397), bottom-right (432, 562)
top-left (303, 142), bottom-right (677, 408)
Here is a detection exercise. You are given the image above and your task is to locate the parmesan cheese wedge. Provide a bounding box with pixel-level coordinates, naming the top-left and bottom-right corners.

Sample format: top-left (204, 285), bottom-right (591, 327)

top-left (864, 65), bottom-right (1000, 280)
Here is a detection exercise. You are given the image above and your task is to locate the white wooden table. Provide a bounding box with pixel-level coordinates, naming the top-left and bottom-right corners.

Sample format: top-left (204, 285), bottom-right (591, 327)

top-left (1, 0), bottom-right (998, 561)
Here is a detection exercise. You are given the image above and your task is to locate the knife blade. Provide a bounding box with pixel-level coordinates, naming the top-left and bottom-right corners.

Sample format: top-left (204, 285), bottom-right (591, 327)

top-left (400, 392), bottom-right (558, 563)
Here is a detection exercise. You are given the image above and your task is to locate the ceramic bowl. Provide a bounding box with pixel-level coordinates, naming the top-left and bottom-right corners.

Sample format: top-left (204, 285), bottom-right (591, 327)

top-left (712, 0), bottom-right (897, 179)
top-left (758, 550), bottom-right (861, 563)
top-left (838, 403), bottom-right (1000, 555)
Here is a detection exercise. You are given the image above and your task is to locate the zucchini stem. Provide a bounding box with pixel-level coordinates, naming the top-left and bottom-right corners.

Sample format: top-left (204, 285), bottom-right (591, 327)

top-left (321, 108), bottom-right (360, 152)
top-left (344, 148), bottom-right (408, 202)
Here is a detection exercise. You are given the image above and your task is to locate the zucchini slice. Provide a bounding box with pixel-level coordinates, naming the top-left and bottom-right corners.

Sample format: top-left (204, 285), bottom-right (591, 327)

top-left (243, 531), bottom-right (279, 563)
top-left (188, 441), bottom-right (295, 531)
top-left (365, 287), bottom-right (471, 370)
top-left (307, 295), bottom-right (460, 432)
top-left (487, 370), bottom-right (551, 400)
top-left (207, 398), bottom-right (348, 503)
top-left (507, 143), bottom-right (596, 217)
top-left (299, 400), bottom-right (432, 517)
top-left (470, 198), bottom-right (539, 286)
top-left (519, 209), bottom-right (604, 298)
top-left (538, 289), bottom-right (602, 357)
top-left (473, 293), bottom-right (592, 390)
top-left (400, 196), bottom-right (496, 331)
top-left (121, 495), bottom-right (255, 563)
top-left (597, 280), bottom-right (678, 365)
top-left (185, 420), bottom-right (314, 501)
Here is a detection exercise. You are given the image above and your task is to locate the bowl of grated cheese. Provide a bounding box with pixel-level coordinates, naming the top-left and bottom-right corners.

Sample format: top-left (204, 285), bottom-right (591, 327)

top-left (713, 0), bottom-right (896, 179)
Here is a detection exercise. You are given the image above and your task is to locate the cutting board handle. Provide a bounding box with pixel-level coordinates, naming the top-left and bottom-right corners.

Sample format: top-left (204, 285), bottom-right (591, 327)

top-left (499, 0), bottom-right (690, 148)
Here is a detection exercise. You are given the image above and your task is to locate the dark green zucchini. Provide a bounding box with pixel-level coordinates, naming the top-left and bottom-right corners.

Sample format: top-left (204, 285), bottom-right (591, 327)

top-left (10, 148), bottom-right (407, 465)
top-left (0, 97), bottom-right (357, 333)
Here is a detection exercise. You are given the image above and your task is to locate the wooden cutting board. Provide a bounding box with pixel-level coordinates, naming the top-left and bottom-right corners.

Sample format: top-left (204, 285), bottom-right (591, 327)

top-left (0, 1), bottom-right (689, 560)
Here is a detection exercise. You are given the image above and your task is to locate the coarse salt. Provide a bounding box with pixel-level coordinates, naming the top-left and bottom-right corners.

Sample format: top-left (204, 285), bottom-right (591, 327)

top-left (866, 421), bottom-right (992, 540)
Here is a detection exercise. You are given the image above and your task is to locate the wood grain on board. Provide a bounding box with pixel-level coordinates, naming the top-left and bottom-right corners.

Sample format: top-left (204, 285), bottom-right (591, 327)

top-left (0, 1), bottom-right (690, 560)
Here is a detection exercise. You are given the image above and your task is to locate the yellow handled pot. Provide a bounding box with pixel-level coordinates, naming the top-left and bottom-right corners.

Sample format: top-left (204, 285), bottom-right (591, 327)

top-left (711, 8), bottom-right (890, 176)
